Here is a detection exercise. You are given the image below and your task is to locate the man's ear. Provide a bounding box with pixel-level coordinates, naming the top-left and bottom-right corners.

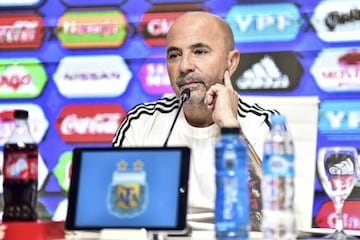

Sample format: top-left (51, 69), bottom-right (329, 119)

top-left (227, 49), bottom-right (240, 75)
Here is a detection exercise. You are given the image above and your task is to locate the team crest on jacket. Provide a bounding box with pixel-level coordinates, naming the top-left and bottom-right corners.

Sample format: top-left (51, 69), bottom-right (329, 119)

top-left (107, 160), bottom-right (147, 217)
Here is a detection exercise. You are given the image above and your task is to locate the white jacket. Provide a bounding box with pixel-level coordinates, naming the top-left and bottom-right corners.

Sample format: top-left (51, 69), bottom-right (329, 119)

top-left (112, 94), bottom-right (275, 212)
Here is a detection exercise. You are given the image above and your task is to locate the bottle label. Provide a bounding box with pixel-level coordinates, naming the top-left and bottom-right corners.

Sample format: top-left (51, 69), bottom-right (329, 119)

top-left (3, 149), bottom-right (38, 180)
top-left (215, 173), bottom-right (249, 231)
top-left (263, 153), bottom-right (294, 176)
top-left (262, 176), bottom-right (294, 210)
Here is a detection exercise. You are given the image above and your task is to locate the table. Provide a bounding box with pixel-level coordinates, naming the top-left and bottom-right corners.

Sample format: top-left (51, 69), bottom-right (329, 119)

top-left (65, 231), bottom-right (262, 240)
top-left (0, 221), bottom-right (346, 239)
top-left (64, 230), bottom-right (322, 240)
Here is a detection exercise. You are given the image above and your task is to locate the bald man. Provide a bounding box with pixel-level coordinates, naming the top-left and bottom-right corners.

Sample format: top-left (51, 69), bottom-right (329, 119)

top-left (113, 12), bottom-right (277, 231)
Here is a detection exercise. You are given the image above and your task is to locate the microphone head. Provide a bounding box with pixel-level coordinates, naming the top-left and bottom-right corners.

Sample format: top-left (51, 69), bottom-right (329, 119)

top-left (180, 88), bottom-right (191, 103)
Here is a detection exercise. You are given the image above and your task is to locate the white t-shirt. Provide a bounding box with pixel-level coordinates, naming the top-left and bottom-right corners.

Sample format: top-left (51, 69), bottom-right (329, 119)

top-left (112, 94), bottom-right (274, 211)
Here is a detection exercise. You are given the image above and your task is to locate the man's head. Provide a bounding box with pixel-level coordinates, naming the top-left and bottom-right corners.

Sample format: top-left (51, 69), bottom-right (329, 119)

top-left (166, 11), bottom-right (240, 105)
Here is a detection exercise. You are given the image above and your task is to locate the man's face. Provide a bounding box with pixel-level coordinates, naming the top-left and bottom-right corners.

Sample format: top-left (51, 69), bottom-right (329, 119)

top-left (166, 17), bottom-right (229, 105)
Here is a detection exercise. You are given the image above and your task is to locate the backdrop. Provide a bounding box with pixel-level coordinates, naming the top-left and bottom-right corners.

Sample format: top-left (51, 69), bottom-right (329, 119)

top-left (0, 0), bottom-right (359, 229)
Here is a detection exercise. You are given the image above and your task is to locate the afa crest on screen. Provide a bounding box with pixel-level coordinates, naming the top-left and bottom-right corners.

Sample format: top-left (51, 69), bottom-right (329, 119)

top-left (107, 160), bottom-right (148, 218)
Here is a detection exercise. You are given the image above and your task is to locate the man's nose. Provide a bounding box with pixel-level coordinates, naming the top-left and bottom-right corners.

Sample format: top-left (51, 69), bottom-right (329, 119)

top-left (180, 54), bottom-right (195, 73)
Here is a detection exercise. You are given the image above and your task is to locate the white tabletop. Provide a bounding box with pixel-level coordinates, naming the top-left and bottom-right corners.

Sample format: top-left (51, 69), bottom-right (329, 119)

top-left (65, 230), bottom-right (264, 240)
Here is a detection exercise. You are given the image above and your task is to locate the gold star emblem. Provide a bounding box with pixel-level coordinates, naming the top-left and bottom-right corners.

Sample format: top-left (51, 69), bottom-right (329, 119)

top-left (134, 160), bottom-right (143, 170)
top-left (117, 160), bottom-right (127, 170)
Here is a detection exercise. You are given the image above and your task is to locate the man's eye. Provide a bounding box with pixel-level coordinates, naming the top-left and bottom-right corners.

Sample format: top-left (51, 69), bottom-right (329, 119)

top-left (194, 49), bottom-right (207, 55)
top-left (168, 52), bottom-right (179, 59)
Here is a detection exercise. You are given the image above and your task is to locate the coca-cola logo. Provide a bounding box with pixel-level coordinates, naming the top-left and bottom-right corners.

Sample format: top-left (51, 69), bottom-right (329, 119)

top-left (0, 152), bottom-right (49, 193)
top-left (0, 13), bottom-right (45, 50)
top-left (55, 104), bottom-right (126, 143)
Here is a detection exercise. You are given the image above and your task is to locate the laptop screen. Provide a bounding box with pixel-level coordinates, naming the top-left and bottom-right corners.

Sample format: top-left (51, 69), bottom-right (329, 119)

top-left (65, 147), bottom-right (191, 231)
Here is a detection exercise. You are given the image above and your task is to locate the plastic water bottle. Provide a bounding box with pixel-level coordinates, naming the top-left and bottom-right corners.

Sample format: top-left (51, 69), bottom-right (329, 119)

top-left (215, 127), bottom-right (249, 240)
top-left (261, 114), bottom-right (296, 240)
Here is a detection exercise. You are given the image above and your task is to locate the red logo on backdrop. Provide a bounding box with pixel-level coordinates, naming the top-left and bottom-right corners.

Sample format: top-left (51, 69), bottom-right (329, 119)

top-left (138, 3), bottom-right (207, 46)
top-left (55, 104), bottom-right (126, 143)
top-left (315, 200), bottom-right (360, 230)
top-left (339, 50), bottom-right (360, 66)
top-left (138, 57), bottom-right (173, 94)
top-left (0, 14), bottom-right (45, 50)
top-left (0, 110), bottom-right (14, 121)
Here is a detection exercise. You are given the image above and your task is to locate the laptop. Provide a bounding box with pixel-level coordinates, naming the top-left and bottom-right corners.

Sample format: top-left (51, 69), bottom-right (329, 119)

top-left (65, 146), bottom-right (191, 235)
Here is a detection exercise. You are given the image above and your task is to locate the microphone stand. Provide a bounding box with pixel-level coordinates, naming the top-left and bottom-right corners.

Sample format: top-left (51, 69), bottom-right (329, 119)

top-left (163, 89), bottom-right (190, 147)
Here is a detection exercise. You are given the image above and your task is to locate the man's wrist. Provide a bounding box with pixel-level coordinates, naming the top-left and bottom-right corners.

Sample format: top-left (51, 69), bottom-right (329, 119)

top-left (218, 119), bottom-right (240, 128)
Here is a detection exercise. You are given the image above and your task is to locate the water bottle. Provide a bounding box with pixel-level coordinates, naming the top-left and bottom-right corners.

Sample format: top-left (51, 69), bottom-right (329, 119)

top-left (215, 127), bottom-right (249, 240)
top-left (2, 109), bottom-right (38, 222)
top-left (261, 114), bottom-right (296, 240)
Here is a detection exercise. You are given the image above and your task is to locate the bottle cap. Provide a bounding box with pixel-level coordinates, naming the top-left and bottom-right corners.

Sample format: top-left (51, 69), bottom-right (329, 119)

top-left (271, 114), bottom-right (286, 124)
top-left (14, 109), bottom-right (29, 119)
top-left (220, 127), bottom-right (240, 134)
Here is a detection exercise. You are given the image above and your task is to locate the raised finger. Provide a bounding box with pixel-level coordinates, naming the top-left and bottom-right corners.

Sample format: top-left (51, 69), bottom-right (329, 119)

top-left (223, 70), bottom-right (233, 90)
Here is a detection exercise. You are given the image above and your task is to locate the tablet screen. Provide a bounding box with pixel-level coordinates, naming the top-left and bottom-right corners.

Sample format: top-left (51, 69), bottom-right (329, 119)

top-left (65, 147), bottom-right (190, 231)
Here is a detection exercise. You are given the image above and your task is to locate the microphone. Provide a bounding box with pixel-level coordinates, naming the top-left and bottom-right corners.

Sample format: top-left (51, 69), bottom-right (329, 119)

top-left (163, 89), bottom-right (191, 147)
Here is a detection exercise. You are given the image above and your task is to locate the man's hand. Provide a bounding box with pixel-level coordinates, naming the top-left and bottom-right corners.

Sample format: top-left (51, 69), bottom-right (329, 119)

top-left (204, 70), bottom-right (239, 128)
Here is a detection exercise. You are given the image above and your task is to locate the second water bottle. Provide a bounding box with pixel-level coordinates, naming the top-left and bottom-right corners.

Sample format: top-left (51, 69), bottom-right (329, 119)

top-left (261, 114), bottom-right (296, 240)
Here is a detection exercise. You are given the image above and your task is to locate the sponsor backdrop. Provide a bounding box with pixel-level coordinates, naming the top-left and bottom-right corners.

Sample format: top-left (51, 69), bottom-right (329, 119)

top-left (0, 0), bottom-right (359, 229)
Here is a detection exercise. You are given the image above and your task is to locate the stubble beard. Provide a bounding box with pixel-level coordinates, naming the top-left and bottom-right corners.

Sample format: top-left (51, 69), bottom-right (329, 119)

top-left (184, 85), bottom-right (207, 109)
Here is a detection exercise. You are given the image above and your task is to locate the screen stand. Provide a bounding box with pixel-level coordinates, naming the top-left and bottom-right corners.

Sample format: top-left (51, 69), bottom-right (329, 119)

top-left (148, 232), bottom-right (168, 240)
top-left (100, 228), bottom-right (150, 240)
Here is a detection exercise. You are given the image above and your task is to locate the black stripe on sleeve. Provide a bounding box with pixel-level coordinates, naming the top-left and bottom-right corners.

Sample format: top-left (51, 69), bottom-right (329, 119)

top-left (112, 96), bottom-right (179, 147)
top-left (237, 97), bottom-right (278, 128)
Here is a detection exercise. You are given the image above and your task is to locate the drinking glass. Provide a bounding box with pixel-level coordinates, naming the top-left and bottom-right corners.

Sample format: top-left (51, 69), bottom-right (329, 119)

top-left (317, 146), bottom-right (359, 239)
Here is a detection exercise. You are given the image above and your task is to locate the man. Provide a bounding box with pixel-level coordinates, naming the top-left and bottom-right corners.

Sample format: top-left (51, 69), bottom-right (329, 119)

top-left (112, 11), bottom-right (276, 231)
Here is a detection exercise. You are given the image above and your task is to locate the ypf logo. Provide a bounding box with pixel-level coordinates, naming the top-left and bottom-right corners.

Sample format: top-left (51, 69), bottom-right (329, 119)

top-left (138, 3), bottom-right (207, 46)
top-left (0, 14), bottom-right (45, 50)
top-left (226, 3), bottom-right (302, 42)
top-left (311, 0), bottom-right (360, 42)
top-left (57, 10), bottom-right (128, 49)
top-left (0, 58), bottom-right (47, 99)
top-left (318, 100), bottom-right (360, 142)
top-left (138, 56), bottom-right (172, 94)
top-left (55, 104), bottom-right (126, 143)
top-left (53, 55), bottom-right (132, 98)
top-left (311, 48), bottom-right (360, 92)
top-left (232, 52), bottom-right (302, 92)
top-left (0, 104), bottom-right (49, 146)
